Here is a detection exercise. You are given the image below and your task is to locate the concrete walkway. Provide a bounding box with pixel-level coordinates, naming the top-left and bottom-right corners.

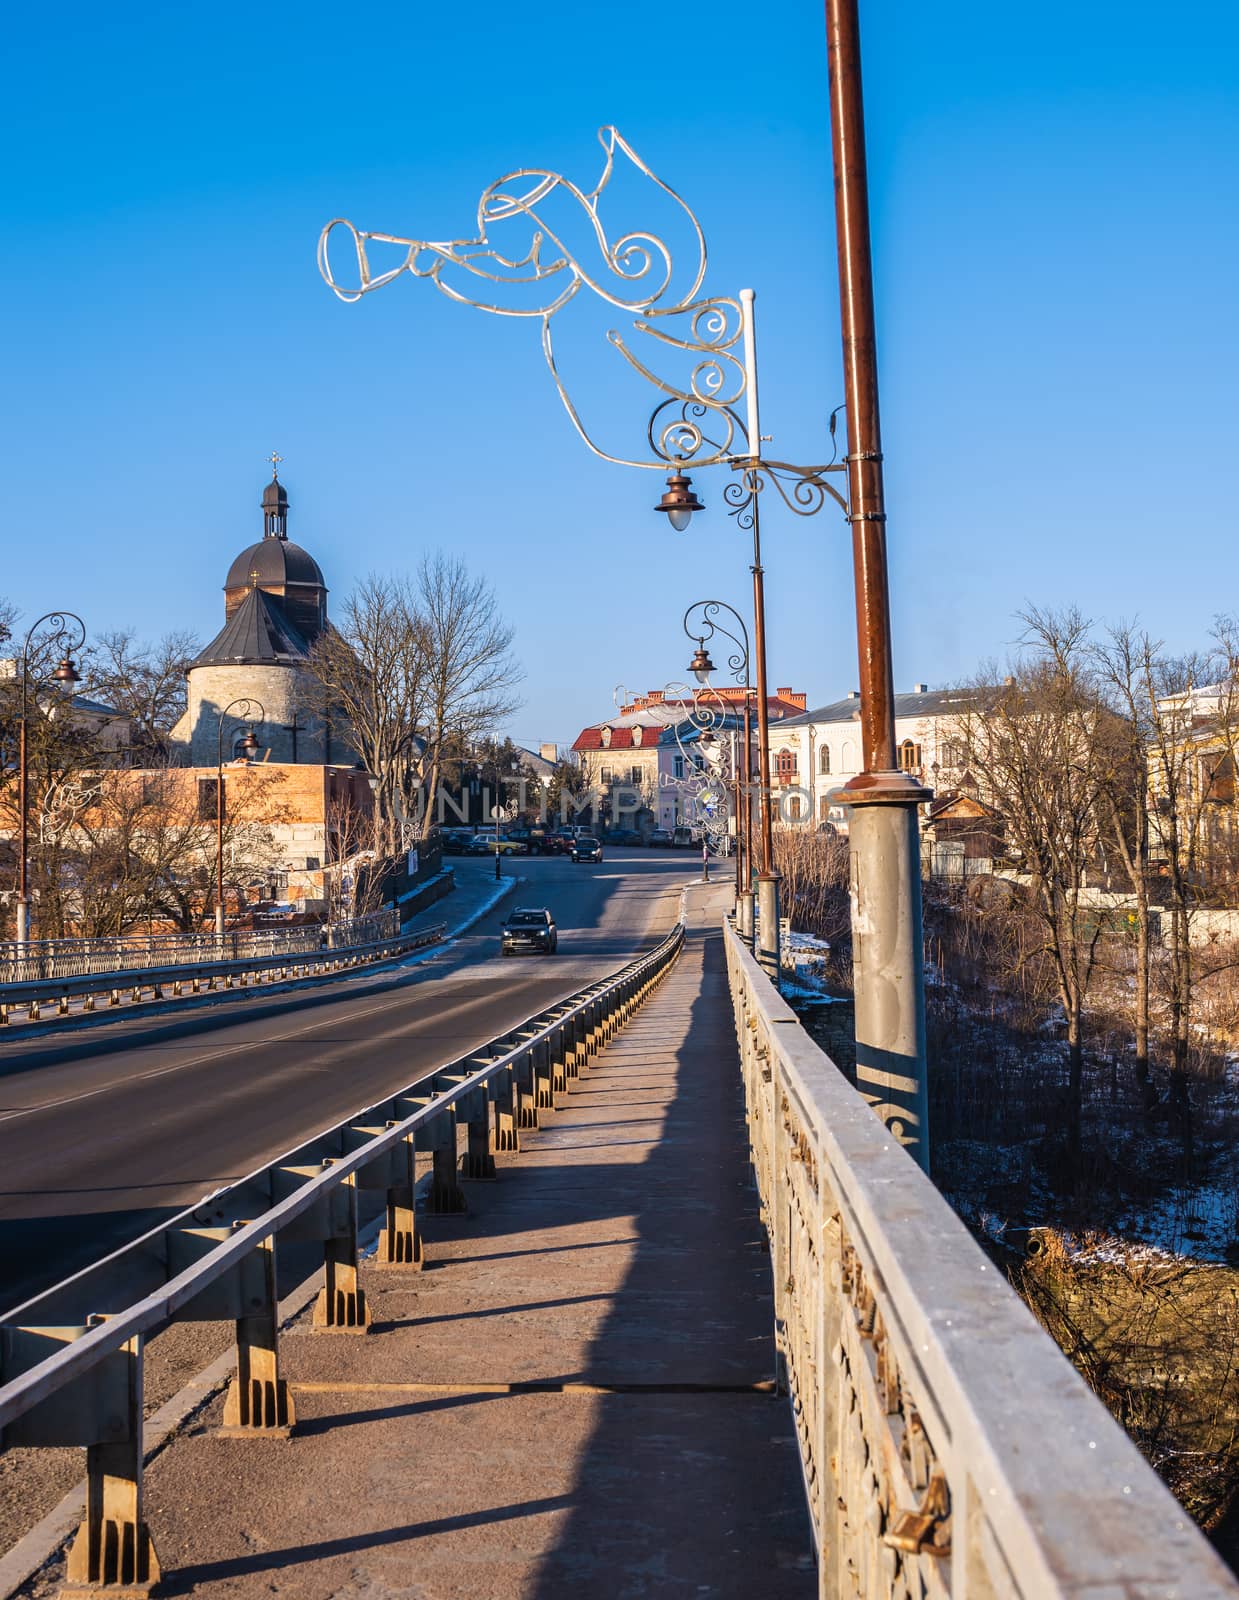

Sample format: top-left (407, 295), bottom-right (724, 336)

top-left (140, 884), bottom-right (814, 1598)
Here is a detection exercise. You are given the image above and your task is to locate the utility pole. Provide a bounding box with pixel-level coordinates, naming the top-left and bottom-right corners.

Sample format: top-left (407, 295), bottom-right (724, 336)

top-left (826, 0), bottom-right (932, 1171)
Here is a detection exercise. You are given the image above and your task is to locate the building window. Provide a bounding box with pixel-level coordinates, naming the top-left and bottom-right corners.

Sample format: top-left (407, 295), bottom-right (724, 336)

top-left (775, 748), bottom-right (798, 784)
top-left (940, 739), bottom-right (963, 768)
top-left (1204, 752), bottom-right (1236, 804)
top-left (819, 745), bottom-right (830, 775)
top-left (600, 766), bottom-right (613, 785)
top-left (898, 739), bottom-right (922, 772)
top-left (198, 777), bottom-right (223, 821)
top-left (789, 796), bottom-right (802, 821)
top-left (841, 739), bottom-right (855, 771)
top-left (630, 766), bottom-right (642, 785)
top-left (819, 794), bottom-right (830, 822)
top-left (674, 755), bottom-right (684, 780)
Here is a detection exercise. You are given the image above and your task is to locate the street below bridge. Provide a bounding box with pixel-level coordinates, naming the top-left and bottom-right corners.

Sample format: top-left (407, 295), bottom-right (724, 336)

top-left (0, 853), bottom-right (693, 1313)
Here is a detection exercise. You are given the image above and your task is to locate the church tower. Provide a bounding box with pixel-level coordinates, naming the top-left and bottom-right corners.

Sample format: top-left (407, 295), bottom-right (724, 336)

top-left (173, 462), bottom-right (345, 766)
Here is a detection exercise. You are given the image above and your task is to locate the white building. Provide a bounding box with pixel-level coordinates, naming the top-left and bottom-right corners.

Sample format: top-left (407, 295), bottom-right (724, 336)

top-left (772, 686), bottom-right (978, 831)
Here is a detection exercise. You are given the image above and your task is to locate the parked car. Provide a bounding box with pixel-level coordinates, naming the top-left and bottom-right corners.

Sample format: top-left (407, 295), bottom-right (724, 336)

top-left (648, 828), bottom-right (673, 847)
top-left (487, 836), bottom-right (529, 855)
top-left (441, 828), bottom-right (475, 855)
top-left (672, 826), bottom-right (695, 848)
top-left (464, 833), bottom-right (492, 855)
top-left (570, 835), bottom-right (603, 863)
top-left (500, 906), bottom-right (558, 956)
top-left (606, 828), bottom-right (640, 846)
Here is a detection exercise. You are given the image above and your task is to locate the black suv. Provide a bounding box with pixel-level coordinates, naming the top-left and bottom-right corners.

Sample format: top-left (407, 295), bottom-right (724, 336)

top-left (500, 907), bottom-right (558, 956)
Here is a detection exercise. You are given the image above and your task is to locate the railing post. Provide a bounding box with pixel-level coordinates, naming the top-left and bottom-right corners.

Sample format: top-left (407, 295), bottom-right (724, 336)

top-left (0, 1324), bottom-right (161, 1598)
top-left (377, 1132), bottom-right (423, 1269)
top-left (221, 1235), bottom-right (296, 1435)
top-left (420, 1102), bottom-right (467, 1214)
top-left (63, 1325), bottom-right (160, 1598)
top-left (312, 1167), bottom-right (371, 1332)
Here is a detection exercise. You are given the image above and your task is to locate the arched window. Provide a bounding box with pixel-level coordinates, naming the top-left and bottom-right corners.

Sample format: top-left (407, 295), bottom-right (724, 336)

top-left (775, 748), bottom-right (798, 783)
top-left (898, 739), bottom-right (922, 772)
top-left (841, 739), bottom-right (855, 772)
top-left (819, 745), bottom-right (831, 775)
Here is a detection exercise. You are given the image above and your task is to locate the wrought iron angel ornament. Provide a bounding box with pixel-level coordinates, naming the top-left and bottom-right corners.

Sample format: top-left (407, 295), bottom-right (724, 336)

top-left (318, 124), bottom-right (846, 512)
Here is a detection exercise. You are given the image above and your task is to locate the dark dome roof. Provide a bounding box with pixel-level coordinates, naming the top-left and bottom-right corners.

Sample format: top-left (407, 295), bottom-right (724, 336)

top-left (262, 477), bottom-right (289, 509)
top-left (225, 538), bottom-right (326, 592)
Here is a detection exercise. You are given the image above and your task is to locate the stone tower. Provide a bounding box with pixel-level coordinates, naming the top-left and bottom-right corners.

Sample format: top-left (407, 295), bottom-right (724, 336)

top-left (174, 466), bottom-right (343, 766)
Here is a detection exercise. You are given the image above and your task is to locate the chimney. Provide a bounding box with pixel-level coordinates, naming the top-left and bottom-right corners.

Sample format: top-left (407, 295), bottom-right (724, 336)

top-left (847, 690), bottom-right (860, 700)
top-left (913, 682), bottom-right (928, 694)
top-left (647, 689), bottom-right (663, 704)
top-left (791, 691), bottom-right (807, 708)
top-left (539, 742), bottom-right (557, 764)
top-left (777, 687), bottom-right (793, 699)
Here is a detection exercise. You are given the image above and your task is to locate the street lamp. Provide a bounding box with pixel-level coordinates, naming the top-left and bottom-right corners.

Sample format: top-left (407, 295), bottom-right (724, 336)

top-left (318, 8), bottom-right (934, 1170)
top-left (682, 600), bottom-right (756, 944)
top-left (12, 612), bottom-right (85, 947)
top-left (214, 699), bottom-right (264, 938)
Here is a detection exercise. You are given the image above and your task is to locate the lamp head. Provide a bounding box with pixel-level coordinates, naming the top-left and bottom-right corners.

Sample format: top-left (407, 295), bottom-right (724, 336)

top-left (654, 468), bottom-right (704, 532)
top-left (53, 653), bottom-right (80, 687)
top-left (240, 726), bottom-right (260, 760)
top-left (688, 640), bottom-right (716, 684)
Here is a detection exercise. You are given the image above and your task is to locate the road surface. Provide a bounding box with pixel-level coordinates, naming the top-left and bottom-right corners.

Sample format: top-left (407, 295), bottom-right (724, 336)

top-left (0, 851), bottom-right (695, 1310)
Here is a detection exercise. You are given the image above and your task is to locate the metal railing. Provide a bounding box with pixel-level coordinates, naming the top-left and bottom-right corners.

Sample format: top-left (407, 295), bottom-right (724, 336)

top-left (0, 919), bottom-right (684, 1594)
top-left (724, 919), bottom-right (1239, 1600)
top-left (0, 908), bottom-right (399, 985)
top-left (0, 916), bottom-right (441, 1027)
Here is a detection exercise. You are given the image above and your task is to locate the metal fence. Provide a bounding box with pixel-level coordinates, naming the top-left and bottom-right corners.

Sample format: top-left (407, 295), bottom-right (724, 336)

top-left (0, 920), bottom-right (684, 1594)
top-left (0, 908), bottom-right (399, 986)
top-left (724, 919), bottom-right (1239, 1599)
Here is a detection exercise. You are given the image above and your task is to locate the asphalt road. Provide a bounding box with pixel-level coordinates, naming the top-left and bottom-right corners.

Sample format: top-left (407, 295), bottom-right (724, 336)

top-left (0, 851), bottom-right (696, 1312)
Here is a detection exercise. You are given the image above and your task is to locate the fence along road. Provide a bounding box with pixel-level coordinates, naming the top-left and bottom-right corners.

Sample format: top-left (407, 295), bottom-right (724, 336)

top-left (0, 918), bottom-right (685, 1595)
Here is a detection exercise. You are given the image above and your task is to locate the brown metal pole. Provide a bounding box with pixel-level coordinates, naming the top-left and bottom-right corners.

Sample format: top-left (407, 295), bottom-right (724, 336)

top-left (216, 750), bottom-right (225, 937)
top-left (16, 712), bottom-right (28, 944)
top-left (826, 0), bottom-right (931, 1170)
top-left (827, 0), bottom-right (896, 774)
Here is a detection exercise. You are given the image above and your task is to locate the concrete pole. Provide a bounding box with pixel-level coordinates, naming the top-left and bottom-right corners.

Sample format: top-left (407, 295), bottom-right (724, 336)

top-left (826, 0), bottom-right (931, 1170)
top-left (15, 703), bottom-right (28, 948)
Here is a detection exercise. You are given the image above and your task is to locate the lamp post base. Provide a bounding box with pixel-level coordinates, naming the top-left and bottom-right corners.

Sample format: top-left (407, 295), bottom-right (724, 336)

top-left (841, 773), bottom-right (931, 1174)
top-left (755, 873), bottom-right (780, 981)
top-left (215, 904), bottom-right (226, 939)
top-left (737, 890), bottom-right (755, 946)
top-left (14, 899), bottom-right (29, 948)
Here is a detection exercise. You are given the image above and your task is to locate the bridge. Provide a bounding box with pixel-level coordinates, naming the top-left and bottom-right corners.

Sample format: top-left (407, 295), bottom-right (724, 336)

top-left (0, 856), bottom-right (1235, 1599)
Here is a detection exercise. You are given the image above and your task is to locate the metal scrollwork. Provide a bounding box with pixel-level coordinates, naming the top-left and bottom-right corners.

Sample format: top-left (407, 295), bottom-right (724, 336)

top-left (318, 124), bottom-right (851, 511)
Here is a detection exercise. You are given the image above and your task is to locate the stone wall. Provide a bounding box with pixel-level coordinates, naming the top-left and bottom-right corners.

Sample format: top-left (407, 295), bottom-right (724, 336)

top-left (184, 663), bottom-right (337, 766)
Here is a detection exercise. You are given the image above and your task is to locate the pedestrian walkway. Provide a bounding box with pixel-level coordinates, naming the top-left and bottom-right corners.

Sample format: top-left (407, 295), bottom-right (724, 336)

top-left (400, 857), bottom-right (514, 942)
top-left (140, 883), bottom-right (814, 1598)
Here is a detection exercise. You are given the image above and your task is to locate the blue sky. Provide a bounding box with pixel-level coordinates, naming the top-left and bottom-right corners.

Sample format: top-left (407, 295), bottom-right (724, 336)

top-left (3, 2), bottom-right (1236, 748)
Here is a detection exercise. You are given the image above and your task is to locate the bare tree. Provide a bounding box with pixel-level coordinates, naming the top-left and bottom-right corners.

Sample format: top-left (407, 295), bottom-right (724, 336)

top-left (416, 554), bottom-right (521, 838)
top-left (81, 629), bottom-right (198, 758)
top-left (952, 607), bottom-right (1115, 1161)
top-left (308, 576), bottom-right (431, 858)
top-left (1089, 622), bottom-right (1158, 1098)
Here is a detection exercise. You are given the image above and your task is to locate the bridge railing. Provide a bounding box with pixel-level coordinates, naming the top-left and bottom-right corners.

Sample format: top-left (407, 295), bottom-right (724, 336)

top-left (0, 908), bottom-right (400, 985)
top-left (724, 919), bottom-right (1239, 1600)
top-left (0, 911), bottom-right (430, 1027)
top-left (0, 920), bottom-right (684, 1595)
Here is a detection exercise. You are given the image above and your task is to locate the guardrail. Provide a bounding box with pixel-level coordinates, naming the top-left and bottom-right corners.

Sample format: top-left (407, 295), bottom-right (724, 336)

top-left (0, 908), bottom-right (400, 986)
top-left (0, 918), bottom-right (442, 1027)
top-left (0, 919), bottom-right (684, 1594)
top-left (724, 919), bottom-right (1239, 1600)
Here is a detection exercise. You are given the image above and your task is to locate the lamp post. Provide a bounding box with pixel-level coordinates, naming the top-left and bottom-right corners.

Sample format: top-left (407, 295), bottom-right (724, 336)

top-left (214, 699), bottom-right (263, 938)
top-left (319, 56), bottom-right (933, 1166)
top-left (13, 612), bottom-right (85, 947)
top-left (684, 600), bottom-right (755, 943)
